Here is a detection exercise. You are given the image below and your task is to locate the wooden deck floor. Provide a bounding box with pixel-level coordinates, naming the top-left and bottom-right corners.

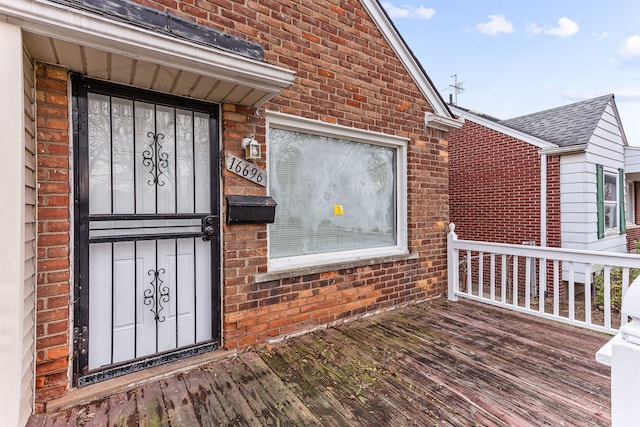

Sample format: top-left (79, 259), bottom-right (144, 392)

top-left (28, 299), bottom-right (611, 426)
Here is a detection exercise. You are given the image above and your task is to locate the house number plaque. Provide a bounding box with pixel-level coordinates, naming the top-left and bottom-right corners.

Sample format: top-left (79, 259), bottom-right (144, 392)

top-left (225, 152), bottom-right (267, 187)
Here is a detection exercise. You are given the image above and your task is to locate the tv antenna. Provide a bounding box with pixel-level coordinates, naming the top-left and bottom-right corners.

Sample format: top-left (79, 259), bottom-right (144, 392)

top-left (446, 74), bottom-right (465, 105)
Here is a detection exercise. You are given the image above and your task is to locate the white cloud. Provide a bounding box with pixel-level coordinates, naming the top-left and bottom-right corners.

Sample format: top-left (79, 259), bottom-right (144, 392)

top-left (545, 17), bottom-right (579, 38)
top-left (526, 23), bottom-right (543, 35)
top-left (414, 6), bottom-right (436, 19)
top-left (619, 35), bottom-right (640, 63)
top-left (592, 31), bottom-right (608, 40)
top-left (382, 2), bottom-right (435, 19)
top-left (560, 88), bottom-right (640, 102)
top-left (613, 87), bottom-right (640, 101)
top-left (476, 15), bottom-right (514, 36)
top-left (560, 89), bottom-right (604, 101)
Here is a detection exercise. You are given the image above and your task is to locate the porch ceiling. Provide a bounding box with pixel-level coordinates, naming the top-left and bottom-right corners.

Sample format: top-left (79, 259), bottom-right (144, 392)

top-left (2, 0), bottom-right (296, 107)
top-left (23, 32), bottom-right (276, 106)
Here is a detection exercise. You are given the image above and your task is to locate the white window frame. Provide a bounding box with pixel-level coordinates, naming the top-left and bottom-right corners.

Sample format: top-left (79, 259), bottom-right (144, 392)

top-left (603, 169), bottom-right (619, 233)
top-left (626, 181), bottom-right (635, 225)
top-left (266, 111), bottom-right (408, 272)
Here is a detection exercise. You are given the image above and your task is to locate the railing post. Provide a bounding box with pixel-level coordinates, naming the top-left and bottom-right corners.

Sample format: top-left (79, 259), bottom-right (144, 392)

top-left (596, 277), bottom-right (640, 426)
top-left (447, 223), bottom-right (459, 301)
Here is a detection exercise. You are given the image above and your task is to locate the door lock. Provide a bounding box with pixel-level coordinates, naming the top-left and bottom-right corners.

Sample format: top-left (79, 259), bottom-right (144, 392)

top-left (202, 215), bottom-right (217, 241)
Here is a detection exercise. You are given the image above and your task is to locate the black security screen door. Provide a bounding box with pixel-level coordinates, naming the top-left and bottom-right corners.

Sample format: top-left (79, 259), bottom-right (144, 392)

top-left (72, 77), bottom-right (221, 386)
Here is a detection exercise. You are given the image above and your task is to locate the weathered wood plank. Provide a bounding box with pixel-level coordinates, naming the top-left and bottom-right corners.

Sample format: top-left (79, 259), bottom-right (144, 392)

top-left (182, 366), bottom-right (231, 426)
top-left (275, 333), bottom-right (394, 426)
top-left (135, 380), bottom-right (170, 427)
top-left (204, 358), bottom-right (265, 426)
top-left (326, 305), bottom-right (590, 426)
top-left (260, 344), bottom-right (358, 427)
top-left (38, 411), bottom-right (76, 427)
top-left (225, 353), bottom-right (296, 426)
top-left (335, 323), bottom-right (509, 426)
top-left (69, 397), bottom-right (109, 427)
top-left (434, 308), bottom-right (611, 399)
top-left (345, 302), bottom-right (609, 426)
top-left (25, 414), bottom-right (45, 427)
top-left (29, 299), bottom-right (611, 427)
top-left (159, 374), bottom-right (199, 426)
top-left (415, 301), bottom-right (610, 405)
top-left (107, 389), bottom-right (137, 426)
top-left (238, 352), bottom-right (323, 426)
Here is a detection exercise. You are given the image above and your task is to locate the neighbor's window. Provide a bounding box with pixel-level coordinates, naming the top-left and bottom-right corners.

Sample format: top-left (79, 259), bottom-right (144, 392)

top-left (626, 182), bottom-right (635, 225)
top-left (267, 112), bottom-right (407, 270)
top-left (597, 165), bottom-right (626, 238)
top-left (603, 172), bottom-right (618, 230)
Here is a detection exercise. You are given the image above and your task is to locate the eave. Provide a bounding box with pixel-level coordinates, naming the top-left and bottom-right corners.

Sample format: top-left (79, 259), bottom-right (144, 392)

top-left (0, 0), bottom-right (296, 107)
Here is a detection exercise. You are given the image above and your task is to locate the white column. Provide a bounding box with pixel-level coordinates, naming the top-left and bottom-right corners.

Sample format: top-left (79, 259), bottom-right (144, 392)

top-left (597, 278), bottom-right (640, 426)
top-left (0, 21), bottom-right (27, 426)
top-left (447, 223), bottom-right (459, 301)
top-left (540, 153), bottom-right (547, 247)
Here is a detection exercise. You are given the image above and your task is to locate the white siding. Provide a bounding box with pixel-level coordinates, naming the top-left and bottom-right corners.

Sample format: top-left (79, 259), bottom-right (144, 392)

top-left (22, 45), bottom-right (36, 426)
top-left (0, 22), bottom-right (30, 427)
top-left (625, 146), bottom-right (640, 174)
top-left (560, 101), bottom-right (627, 255)
top-left (560, 152), bottom-right (594, 248)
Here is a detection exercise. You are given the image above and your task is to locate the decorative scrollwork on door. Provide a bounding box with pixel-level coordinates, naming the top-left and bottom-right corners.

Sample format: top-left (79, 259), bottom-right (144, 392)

top-left (144, 268), bottom-right (170, 322)
top-left (142, 131), bottom-right (168, 186)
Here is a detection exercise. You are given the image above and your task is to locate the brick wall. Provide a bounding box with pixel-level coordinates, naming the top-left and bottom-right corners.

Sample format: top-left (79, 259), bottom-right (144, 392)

top-left (546, 155), bottom-right (561, 247)
top-left (34, 63), bottom-right (71, 409)
top-left (213, 0), bottom-right (449, 348)
top-left (636, 183), bottom-right (640, 224)
top-left (626, 184), bottom-right (640, 253)
top-left (449, 119), bottom-right (560, 247)
top-left (32, 0), bottom-right (452, 405)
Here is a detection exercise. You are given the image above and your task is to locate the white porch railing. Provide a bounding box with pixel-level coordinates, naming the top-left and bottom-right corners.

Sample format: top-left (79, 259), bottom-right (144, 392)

top-left (447, 223), bottom-right (640, 334)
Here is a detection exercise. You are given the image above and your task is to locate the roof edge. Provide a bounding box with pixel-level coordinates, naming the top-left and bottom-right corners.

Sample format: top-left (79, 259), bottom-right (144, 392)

top-left (425, 112), bottom-right (463, 131)
top-left (450, 105), bottom-right (556, 149)
top-left (539, 144), bottom-right (588, 155)
top-left (608, 95), bottom-right (629, 147)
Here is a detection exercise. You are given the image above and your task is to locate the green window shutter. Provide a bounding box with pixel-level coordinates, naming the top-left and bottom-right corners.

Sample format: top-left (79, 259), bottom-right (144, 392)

top-left (596, 164), bottom-right (604, 239)
top-left (619, 168), bottom-right (626, 234)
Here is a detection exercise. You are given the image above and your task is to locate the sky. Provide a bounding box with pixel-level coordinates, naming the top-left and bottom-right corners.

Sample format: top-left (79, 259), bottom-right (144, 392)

top-left (380, 1), bottom-right (640, 145)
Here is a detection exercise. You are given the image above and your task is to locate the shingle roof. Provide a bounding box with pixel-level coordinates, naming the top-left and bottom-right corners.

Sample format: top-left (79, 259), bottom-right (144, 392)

top-left (498, 94), bottom-right (613, 147)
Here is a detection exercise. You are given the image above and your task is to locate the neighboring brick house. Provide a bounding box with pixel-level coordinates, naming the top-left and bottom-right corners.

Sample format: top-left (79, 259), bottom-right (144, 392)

top-left (449, 95), bottom-right (631, 276)
top-left (449, 106), bottom-right (561, 249)
top-left (0, 0), bottom-right (462, 423)
top-left (624, 146), bottom-right (640, 253)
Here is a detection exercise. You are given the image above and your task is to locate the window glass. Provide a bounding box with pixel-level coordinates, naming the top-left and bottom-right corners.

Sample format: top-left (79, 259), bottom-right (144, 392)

top-left (604, 173), bottom-right (618, 229)
top-left (626, 182), bottom-right (635, 225)
top-left (269, 128), bottom-right (397, 260)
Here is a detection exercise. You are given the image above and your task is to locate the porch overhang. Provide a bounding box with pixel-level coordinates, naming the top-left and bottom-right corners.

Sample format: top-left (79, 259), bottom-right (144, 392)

top-left (0, 0), bottom-right (296, 107)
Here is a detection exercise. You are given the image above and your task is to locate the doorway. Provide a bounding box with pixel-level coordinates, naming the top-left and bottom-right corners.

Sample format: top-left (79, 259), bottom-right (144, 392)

top-left (72, 77), bottom-right (221, 386)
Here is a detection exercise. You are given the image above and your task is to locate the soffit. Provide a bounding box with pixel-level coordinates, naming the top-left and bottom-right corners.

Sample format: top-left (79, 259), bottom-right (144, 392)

top-left (23, 32), bottom-right (274, 105)
top-left (2, 0), bottom-right (295, 107)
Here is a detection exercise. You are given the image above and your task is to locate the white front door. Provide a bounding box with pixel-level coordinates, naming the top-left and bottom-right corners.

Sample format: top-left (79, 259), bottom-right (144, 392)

top-left (73, 78), bottom-right (220, 386)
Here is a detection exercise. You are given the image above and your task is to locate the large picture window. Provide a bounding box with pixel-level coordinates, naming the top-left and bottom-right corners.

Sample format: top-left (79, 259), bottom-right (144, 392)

top-left (267, 112), bottom-right (407, 271)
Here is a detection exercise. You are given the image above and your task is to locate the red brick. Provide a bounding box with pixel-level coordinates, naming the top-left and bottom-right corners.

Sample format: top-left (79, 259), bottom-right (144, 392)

top-left (32, 2), bottom-right (453, 404)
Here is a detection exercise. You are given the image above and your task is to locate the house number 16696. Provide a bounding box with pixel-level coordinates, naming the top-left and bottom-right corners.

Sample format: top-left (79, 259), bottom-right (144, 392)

top-left (224, 152), bottom-right (267, 187)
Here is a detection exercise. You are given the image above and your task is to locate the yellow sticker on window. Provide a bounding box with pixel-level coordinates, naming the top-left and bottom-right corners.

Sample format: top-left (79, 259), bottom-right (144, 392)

top-left (333, 205), bottom-right (344, 215)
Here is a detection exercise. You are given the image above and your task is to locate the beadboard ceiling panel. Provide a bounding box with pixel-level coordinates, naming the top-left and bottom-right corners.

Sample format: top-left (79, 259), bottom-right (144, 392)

top-left (21, 31), bottom-right (291, 107)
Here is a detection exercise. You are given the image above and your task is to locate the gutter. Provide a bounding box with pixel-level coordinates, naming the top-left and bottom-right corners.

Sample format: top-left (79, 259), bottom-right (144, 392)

top-left (424, 112), bottom-right (463, 132)
top-left (539, 144), bottom-right (588, 155)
